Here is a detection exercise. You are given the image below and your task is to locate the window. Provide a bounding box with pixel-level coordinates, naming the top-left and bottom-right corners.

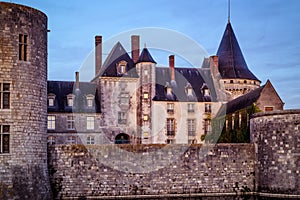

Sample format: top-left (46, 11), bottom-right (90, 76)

top-left (230, 80), bottom-right (234, 83)
top-left (47, 136), bottom-right (56, 145)
top-left (87, 136), bottom-right (95, 144)
top-left (167, 103), bottom-right (174, 114)
top-left (19, 34), bottom-right (28, 61)
top-left (166, 118), bottom-right (175, 136)
top-left (87, 116), bottom-right (94, 130)
top-left (144, 70), bottom-right (148, 75)
top-left (67, 115), bottom-right (75, 130)
top-left (47, 115), bottom-right (56, 130)
top-left (143, 132), bottom-right (149, 139)
top-left (86, 95), bottom-right (94, 107)
top-left (67, 136), bottom-right (76, 144)
top-left (48, 94), bottom-right (55, 107)
top-left (119, 93), bottom-right (129, 106)
top-left (166, 139), bottom-right (175, 144)
top-left (188, 103), bottom-right (194, 113)
top-left (205, 104), bottom-right (211, 113)
top-left (265, 106), bottom-right (274, 112)
top-left (0, 125), bottom-right (10, 154)
top-left (117, 61), bottom-right (127, 75)
top-left (244, 80), bottom-right (247, 84)
top-left (118, 112), bottom-right (126, 124)
top-left (187, 119), bottom-right (196, 136)
top-left (204, 88), bottom-right (210, 96)
top-left (143, 115), bottom-right (149, 121)
top-left (0, 83), bottom-right (10, 109)
top-left (67, 94), bottom-right (75, 107)
top-left (166, 87), bottom-right (172, 95)
top-left (204, 119), bottom-right (211, 134)
top-left (143, 92), bottom-right (149, 99)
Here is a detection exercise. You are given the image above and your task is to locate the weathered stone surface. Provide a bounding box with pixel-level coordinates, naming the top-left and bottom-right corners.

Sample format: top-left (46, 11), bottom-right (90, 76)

top-left (251, 110), bottom-right (300, 195)
top-left (0, 2), bottom-right (51, 199)
top-left (48, 144), bottom-right (255, 198)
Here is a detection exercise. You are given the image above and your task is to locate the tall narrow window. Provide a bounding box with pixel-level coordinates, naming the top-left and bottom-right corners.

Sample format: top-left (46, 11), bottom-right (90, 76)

top-left (143, 92), bottom-right (149, 99)
top-left (87, 136), bottom-right (95, 144)
top-left (0, 83), bottom-right (10, 109)
top-left (166, 118), bottom-right (175, 136)
top-left (47, 115), bottom-right (56, 130)
top-left (187, 119), bottom-right (196, 136)
top-left (67, 115), bottom-right (75, 130)
top-left (204, 119), bottom-right (211, 134)
top-left (118, 112), bottom-right (126, 124)
top-left (19, 34), bottom-right (28, 61)
top-left (0, 125), bottom-right (10, 154)
top-left (87, 116), bottom-right (95, 130)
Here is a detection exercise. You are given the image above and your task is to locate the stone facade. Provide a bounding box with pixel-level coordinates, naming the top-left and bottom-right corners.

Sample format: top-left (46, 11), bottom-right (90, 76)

top-left (48, 144), bottom-right (255, 198)
top-left (251, 110), bottom-right (300, 195)
top-left (0, 2), bottom-right (51, 199)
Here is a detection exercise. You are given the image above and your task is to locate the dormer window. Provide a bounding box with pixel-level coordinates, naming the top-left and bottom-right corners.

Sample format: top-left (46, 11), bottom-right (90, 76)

top-left (117, 60), bottom-right (127, 75)
top-left (185, 83), bottom-right (193, 96)
top-left (204, 89), bottom-right (210, 96)
top-left (67, 94), bottom-right (75, 107)
top-left (48, 94), bottom-right (56, 107)
top-left (86, 94), bottom-right (94, 107)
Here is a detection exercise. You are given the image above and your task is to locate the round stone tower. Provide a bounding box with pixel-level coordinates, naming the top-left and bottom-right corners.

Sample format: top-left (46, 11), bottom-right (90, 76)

top-left (0, 2), bottom-right (51, 199)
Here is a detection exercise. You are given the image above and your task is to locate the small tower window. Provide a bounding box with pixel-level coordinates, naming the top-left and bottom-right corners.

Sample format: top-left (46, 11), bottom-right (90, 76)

top-left (0, 125), bottom-right (10, 154)
top-left (144, 69), bottom-right (148, 75)
top-left (0, 83), bottom-right (10, 109)
top-left (143, 115), bottom-right (149, 121)
top-left (143, 92), bottom-right (149, 99)
top-left (230, 80), bottom-right (234, 83)
top-left (19, 34), bottom-right (28, 61)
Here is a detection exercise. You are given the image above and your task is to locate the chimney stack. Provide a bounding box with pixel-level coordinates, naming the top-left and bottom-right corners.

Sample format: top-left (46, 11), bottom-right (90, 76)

top-left (95, 35), bottom-right (102, 76)
top-left (169, 55), bottom-right (175, 81)
top-left (210, 55), bottom-right (219, 78)
top-left (131, 35), bottom-right (140, 63)
top-left (75, 71), bottom-right (79, 90)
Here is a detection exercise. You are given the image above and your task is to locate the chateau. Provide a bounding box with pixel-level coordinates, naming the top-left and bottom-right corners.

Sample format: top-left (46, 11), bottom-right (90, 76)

top-left (46, 17), bottom-right (283, 146)
top-left (1, 2), bottom-right (298, 200)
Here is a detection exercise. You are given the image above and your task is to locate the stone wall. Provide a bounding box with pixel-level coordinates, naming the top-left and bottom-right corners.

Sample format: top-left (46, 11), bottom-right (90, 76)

top-left (48, 144), bottom-right (255, 198)
top-left (251, 110), bottom-right (300, 195)
top-left (0, 2), bottom-right (51, 199)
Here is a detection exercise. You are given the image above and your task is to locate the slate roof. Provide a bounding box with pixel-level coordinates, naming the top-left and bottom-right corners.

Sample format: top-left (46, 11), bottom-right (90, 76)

top-left (217, 22), bottom-right (260, 81)
top-left (216, 85), bottom-right (264, 117)
top-left (153, 67), bottom-right (217, 102)
top-left (95, 42), bottom-right (138, 79)
top-left (136, 47), bottom-right (156, 64)
top-left (47, 81), bottom-right (101, 113)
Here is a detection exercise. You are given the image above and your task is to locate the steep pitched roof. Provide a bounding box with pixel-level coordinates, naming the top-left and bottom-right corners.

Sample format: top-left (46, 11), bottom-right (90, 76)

top-left (136, 47), bottom-right (156, 64)
top-left (217, 22), bottom-right (259, 81)
top-left (96, 42), bottom-right (138, 78)
top-left (47, 81), bottom-right (101, 113)
top-left (153, 67), bottom-right (217, 102)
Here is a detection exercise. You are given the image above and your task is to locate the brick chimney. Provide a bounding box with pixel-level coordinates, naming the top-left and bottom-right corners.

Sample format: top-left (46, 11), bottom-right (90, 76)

top-left (169, 55), bottom-right (175, 81)
top-left (95, 35), bottom-right (102, 76)
top-left (131, 35), bottom-right (140, 63)
top-left (75, 71), bottom-right (79, 90)
top-left (210, 55), bottom-right (219, 78)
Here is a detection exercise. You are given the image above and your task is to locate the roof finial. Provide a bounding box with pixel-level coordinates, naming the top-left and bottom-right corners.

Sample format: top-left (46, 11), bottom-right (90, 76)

top-left (144, 43), bottom-right (147, 48)
top-left (228, 0), bottom-right (231, 23)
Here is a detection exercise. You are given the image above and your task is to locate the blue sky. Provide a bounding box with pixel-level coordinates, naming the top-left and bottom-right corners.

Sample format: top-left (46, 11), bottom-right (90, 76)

top-left (5, 0), bottom-right (300, 109)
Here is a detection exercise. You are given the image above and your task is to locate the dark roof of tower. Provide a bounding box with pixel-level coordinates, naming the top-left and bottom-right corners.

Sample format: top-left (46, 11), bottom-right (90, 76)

top-left (96, 42), bottom-right (138, 78)
top-left (47, 81), bottom-right (101, 113)
top-left (153, 67), bottom-right (217, 102)
top-left (217, 22), bottom-right (260, 81)
top-left (136, 47), bottom-right (157, 64)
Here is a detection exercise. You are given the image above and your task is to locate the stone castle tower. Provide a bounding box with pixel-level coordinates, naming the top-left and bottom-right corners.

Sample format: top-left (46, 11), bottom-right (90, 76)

top-left (0, 2), bottom-right (51, 199)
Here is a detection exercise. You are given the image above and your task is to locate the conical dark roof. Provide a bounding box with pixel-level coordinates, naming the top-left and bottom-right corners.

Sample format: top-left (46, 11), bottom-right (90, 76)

top-left (136, 47), bottom-right (156, 64)
top-left (217, 22), bottom-right (259, 81)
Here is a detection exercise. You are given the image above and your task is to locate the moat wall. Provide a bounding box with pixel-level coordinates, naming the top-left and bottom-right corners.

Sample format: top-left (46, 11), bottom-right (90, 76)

top-left (251, 110), bottom-right (300, 195)
top-left (48, 144), bottom-right (255, 198)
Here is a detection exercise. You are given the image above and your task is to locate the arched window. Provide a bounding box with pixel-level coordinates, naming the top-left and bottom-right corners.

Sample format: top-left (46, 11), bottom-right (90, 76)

top-left (115, 133), bottom-right (130, 144)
